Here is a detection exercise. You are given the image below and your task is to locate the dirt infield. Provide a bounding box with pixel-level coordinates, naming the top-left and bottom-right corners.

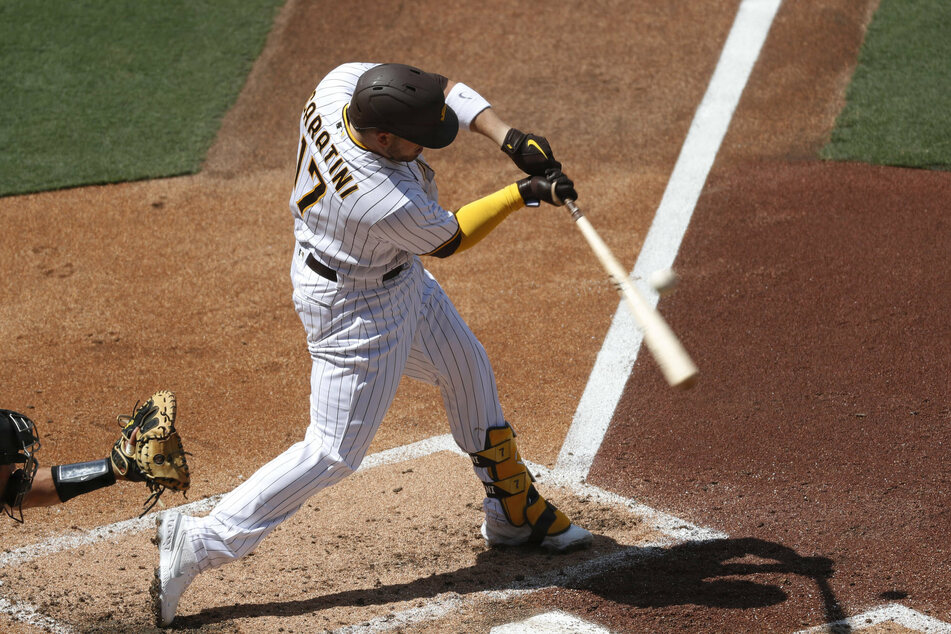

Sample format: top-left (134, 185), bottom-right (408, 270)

top-left (2, 0), bottom-right (949, 632)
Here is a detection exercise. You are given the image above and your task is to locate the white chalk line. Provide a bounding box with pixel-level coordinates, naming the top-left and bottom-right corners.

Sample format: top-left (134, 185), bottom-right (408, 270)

top-left (12, 443), bottom-right (947, 634)
top-left (0, 597), bottom-right (74, 634)
top-left (2, 443), bottom-right (946, 634)
top-left (556, 0), bottom-right (785, 483)
top-left (0, 440), bottom-right (700, 633)
top-left (794, 603), bottom-right (951, 634)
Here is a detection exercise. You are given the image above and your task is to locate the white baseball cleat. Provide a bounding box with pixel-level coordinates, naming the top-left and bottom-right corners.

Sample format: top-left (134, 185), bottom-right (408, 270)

top-left (481, 517), bottom-right (593, 553)
top-left (151, 510), bottom-right (199, 627)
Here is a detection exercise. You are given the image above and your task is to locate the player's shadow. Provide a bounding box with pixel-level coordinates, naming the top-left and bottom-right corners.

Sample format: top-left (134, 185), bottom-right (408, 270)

top-left (182, 536), bottom-right (845, 629)
top-left (572, 537), bottom-right (846, 627)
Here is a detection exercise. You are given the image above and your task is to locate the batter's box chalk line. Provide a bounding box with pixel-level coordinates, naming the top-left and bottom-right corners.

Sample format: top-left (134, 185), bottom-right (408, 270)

top-left (4, 438), bottom-right (950, 634)
top-left (0, 596), bottom-right (74, 634)
top-left (0, 435), bottom-right (717, 634)
top-left (0, 434), bottom-right (704, 571)
top-left (795, 604), bottom-right (951, 634)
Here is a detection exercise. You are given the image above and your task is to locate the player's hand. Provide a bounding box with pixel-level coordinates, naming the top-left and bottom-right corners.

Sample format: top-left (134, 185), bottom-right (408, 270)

top-left (517, 168), bottom-right (577, 207)
top-left (113, 427), bottom-right (139, 481)
top-left (501, 128), bottom-right (561, 176)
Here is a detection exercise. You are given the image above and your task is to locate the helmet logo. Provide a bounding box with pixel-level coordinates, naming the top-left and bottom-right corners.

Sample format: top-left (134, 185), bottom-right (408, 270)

top-left (440, 105), bottom-right (447, 122)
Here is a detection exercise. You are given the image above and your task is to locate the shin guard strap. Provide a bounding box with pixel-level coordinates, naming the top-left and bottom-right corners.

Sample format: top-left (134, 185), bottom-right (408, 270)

top-left (469, 437), bottom-right (514, 468)
top-left (481, 471), bottom-right (529, 499)
top-left (525, 486), bottom-right (559, 544)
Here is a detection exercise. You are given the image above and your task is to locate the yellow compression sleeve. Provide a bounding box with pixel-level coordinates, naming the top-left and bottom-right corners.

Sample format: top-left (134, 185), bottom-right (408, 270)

top-left (454, 183), bottom-right (524, 252)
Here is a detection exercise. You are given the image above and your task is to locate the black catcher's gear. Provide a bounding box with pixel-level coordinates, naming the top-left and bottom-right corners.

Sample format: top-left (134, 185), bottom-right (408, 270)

top-left (0, 409), bottom-right (41, 522)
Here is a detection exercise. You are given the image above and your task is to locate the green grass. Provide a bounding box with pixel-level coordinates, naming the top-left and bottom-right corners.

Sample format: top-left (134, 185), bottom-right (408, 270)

top-left (0, 0), bottom-right (284, 197)
top-left (821, 0), bottom-right (951, 170)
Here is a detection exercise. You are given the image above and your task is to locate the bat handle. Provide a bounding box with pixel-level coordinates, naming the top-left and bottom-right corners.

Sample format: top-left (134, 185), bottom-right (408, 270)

top-left (564, 199), bottom-right (584, 221)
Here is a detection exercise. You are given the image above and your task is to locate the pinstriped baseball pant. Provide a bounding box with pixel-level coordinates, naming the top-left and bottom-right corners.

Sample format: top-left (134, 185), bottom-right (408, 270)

top-left (181, 256), bottom-right (510, 571)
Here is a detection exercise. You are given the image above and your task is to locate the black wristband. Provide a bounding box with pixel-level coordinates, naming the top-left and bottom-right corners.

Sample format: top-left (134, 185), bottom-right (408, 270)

top-left (52, 458), bottom-right (116, 502)
top-left (517, 178), bottom-right (541, 207)
top-left (501, 128), bottom-right (525, 155)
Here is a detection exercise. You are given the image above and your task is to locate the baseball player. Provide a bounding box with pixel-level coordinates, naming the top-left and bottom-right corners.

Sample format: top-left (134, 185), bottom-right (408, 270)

top-left (151, 62), bottom-right (591, 627)
top-left (0, 392), bottom-right (189, 522)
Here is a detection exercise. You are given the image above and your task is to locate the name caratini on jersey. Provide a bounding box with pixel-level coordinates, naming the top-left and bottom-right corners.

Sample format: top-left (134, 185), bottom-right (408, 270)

top-left (295, 92), bottom-right (360, 215)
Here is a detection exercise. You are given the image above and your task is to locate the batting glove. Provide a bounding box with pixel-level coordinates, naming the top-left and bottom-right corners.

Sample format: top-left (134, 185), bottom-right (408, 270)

top-left (517, 169), bottom-right (577, 207)
top-left (502, 128), bottom-right (561, 176)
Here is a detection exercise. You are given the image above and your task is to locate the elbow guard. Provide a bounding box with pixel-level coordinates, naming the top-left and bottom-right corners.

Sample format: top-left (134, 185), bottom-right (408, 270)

top-left (430, 231), bottom-right (462, 258)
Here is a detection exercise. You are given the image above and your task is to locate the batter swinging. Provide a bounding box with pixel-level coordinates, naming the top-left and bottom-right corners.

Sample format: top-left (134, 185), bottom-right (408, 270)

top-left (151, 62), bottom-right (592, 627)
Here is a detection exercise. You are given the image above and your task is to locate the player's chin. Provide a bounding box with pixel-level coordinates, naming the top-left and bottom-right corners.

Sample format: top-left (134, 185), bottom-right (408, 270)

top-left (390, 148), bottom-right (422, 162)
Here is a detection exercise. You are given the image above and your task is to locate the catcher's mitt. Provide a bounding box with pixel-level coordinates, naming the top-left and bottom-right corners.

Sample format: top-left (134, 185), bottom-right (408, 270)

top-left (110, 390), bottom-right (190, 516)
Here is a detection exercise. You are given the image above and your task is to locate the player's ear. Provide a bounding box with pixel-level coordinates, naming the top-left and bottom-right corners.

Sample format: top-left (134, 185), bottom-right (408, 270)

top-left (375, 130), bottom-right (391, 148)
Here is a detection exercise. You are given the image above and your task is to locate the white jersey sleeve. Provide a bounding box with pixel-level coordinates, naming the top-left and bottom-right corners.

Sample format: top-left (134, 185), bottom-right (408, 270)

top-left (371, 196), bottom-right (459, 256)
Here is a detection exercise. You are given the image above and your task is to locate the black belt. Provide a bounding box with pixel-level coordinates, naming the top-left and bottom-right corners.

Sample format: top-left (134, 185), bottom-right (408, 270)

top-left (305, 253), bottom-right (404, 282)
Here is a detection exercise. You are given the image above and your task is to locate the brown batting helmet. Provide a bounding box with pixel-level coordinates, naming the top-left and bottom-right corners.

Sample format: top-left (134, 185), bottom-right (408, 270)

top-left (349, 63), bottom-right (459, 149)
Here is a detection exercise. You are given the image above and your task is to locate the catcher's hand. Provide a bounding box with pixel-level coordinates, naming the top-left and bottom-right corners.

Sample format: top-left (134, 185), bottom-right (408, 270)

top-left (110, 390), bottom-right (190, 516)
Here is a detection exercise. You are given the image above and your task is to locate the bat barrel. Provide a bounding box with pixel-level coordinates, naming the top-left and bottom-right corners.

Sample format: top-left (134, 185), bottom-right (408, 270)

top-left (563, 199), bottom-right (699, 389)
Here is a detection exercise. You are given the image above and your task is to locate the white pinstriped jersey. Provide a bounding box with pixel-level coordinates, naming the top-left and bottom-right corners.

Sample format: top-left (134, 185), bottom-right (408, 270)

top-left (178, 62), bottom-right (515, 573)
top-left (290, 62), bottom-right (457, 282)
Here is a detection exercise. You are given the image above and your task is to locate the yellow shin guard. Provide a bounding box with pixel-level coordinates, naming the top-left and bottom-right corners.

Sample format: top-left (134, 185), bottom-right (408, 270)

top-left (470, 424), bottom-right (571, 543)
